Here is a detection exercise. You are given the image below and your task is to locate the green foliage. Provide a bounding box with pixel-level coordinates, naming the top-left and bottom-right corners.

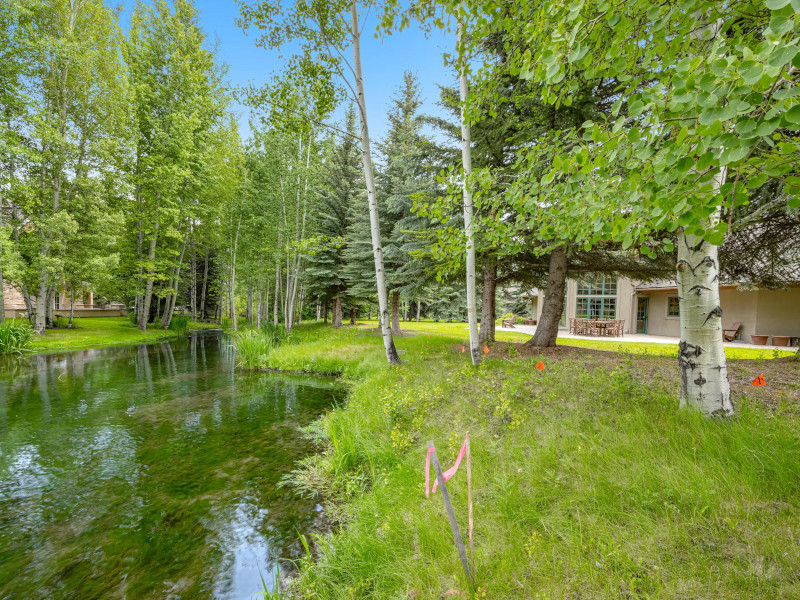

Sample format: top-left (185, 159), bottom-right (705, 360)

top-left (468, 1), bottom-right (800, 252)
top-left (168, 315), bottom-right (190, 334)
top-left (0, 320), bottom-right (33, 355)
top-left (53, 316), bottom-right (69, 329)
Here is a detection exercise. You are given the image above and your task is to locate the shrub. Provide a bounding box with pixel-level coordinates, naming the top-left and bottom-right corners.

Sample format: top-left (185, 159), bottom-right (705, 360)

top-left (128, 311), bottom-right (138, 325)
top-left (53, 316), bottom-right (69, 328)
top-left (0, 320), bottom-right (33, 355)
top-left (168, 315), bottom-right (190, 334)
top-left (233, 329), bottom-right (272, 369)
top-left (221, 317), bottom-right (232, 330)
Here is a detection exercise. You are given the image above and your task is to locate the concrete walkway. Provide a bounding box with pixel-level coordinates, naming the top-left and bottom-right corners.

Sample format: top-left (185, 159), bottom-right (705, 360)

top-left (498, 324), bottom-right (793, 351)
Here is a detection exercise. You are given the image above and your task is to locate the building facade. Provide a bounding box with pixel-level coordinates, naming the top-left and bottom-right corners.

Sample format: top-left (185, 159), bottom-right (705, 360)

top-left (1, 283), bottom-right (126, 318)
top-left (531, 276), bottom-right (800, 343)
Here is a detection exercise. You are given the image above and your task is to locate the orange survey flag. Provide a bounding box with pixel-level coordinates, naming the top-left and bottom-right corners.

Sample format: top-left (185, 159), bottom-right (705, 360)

top-left (536, 361), bottom-right (545, 371)
top-left (752, 373), bottom-right (766, 387)
top-left (483, 345), bottom-right (489, 355)
top-left (461, 345), bottom-right (465, 353)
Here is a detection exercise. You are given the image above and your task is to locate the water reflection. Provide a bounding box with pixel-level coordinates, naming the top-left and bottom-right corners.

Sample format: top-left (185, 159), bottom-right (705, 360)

top-left (0, 332), bottom-right (342, 599)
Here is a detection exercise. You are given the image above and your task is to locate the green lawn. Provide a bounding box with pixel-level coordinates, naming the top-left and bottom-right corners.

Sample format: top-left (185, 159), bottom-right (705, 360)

top-left (354, 319), bottom-right (796, 360)
top-left (255, 323), bottom-right (800, 599)
top-left (28, 317), bottom-right (220, 353)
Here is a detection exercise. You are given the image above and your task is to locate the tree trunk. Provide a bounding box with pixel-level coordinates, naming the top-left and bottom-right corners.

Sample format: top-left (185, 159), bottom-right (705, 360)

top-left (323, 300), bottom-right (329, 324)
top-left (139, 196), bottom-right (161, 331)
top-left (230, 213), bottom-right (242, 331)
top-left (161, 225), bottom-right (189, 330)
top-left (391, 291), bottom-right (400, 333)
top-left (190, 245), bottom-right (197, 322)
top-left (45, 286), bottom-right (55, 328)
top-left (69, 288), bottom-right (75, 328)
top-left (332, 296), bottom-right (343, 328)
top-left (350, 0), bottom-right (400, 365)
top-left (199, 253), bottom-right (209, 320)
top-left (246, 280), bottom-right (254, 327)
top-left (416, 300), bottom-right (421, 322)
top-left (677, 170), bottom-right (732, 416)
top-left (479, 260), bottom-right (497, 344)
top-left (457, 18), bottom-right (480, 365)
top-left (527, 247), bottom-right (567, 348)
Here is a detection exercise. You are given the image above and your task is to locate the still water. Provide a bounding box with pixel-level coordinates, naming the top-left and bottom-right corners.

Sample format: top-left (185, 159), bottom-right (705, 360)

top-left (0, 332), bottom-right (343, 599)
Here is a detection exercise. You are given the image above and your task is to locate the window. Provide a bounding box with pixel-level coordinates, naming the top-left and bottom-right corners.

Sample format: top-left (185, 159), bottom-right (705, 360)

top-left (575, 276), bottom-right (617, 319)
top-left (667, 296), bottom-right (680, 318)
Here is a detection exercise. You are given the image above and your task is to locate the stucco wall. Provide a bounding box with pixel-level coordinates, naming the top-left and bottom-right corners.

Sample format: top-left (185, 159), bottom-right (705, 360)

top-left (755, 287), bottom-right (800, 338)
top-left (637, 291), bottom-right (681, 337)
top-left (533, 280), bottom-right (799, 341)
top-left (719, 287), bottom-right (759, 341)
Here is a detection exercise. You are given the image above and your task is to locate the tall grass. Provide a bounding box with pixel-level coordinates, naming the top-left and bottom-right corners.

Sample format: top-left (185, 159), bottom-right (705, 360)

top-left (0, 320), bottom-right (33, 355)
top-left (278, 324), bottom-right (800, 599)
top-left (234, 329), bottom-right (274, 369)
top-left (168, 315), bottom-right (190, 334)
top-left (261, 321), bottom-right (289, 346)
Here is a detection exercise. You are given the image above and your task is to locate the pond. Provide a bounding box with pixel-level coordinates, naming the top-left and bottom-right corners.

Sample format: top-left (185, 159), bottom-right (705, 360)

top-left (0, 331), bottom-right (344, 599)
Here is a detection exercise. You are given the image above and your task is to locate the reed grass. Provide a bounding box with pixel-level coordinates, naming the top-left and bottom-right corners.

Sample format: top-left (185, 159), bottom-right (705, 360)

top-left (0, 320), bottom-right (33, 355)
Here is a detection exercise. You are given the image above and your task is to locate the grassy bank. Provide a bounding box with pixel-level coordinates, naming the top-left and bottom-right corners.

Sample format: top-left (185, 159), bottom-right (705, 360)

top-left (263, 323), bottom-right (800, 599)
top-left (28, 317), bottom-right (221, 354)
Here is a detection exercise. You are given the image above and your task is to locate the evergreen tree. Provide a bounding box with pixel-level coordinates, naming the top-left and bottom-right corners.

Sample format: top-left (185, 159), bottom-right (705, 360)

top-left (379, 71), bottom-right (435, 332)
top-left (307, 106), bottom-right (363, 327)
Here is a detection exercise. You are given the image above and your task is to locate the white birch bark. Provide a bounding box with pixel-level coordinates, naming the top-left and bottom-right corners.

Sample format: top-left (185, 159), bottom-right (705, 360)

top-left (457, 18), bottom-right (480, 365)
top-left (676, 12), bottom-right (733, 417)
top-left (350, 0), bottom-right (400, 364)
top-left (677, 168), bottom-right (732, 416)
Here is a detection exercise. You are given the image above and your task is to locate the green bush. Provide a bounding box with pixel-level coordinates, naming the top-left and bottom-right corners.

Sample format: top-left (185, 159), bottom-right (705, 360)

top-left (514, 316), bottom-right (525, 324)
top-left (128, 311), bottom-right (138, 325)
top-left (233, 329), bottom-right (273, 369)
top-left (168, 315), bottom-right (190, 334)
top-left (53, 316), bottom-right (69, 328)
top-left (221, 317), bottom-right (232, 330)
top-left (0, 320), bottom-right (33, 355)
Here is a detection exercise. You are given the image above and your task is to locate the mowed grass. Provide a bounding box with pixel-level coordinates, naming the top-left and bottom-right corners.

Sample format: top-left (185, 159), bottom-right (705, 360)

top-left (354, 318), bottom-right (796, 360)
top-left (29, 316), bottom-right (220, 353)
top-left (264, 323), bottom-right (800, 599)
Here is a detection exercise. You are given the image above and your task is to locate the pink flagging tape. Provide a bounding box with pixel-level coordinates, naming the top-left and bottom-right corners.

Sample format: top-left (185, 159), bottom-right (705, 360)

top-left (425, 433), bottom-right (470, 498)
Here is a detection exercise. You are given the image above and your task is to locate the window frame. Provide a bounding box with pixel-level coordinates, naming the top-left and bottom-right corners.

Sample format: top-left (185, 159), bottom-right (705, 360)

top-left (666, 296), bottom-right (680, 319)
top-left (575, 276), bottom-right (618, 320)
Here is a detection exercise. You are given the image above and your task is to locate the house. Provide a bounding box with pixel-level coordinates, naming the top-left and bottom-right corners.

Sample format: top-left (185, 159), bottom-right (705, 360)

top-left (528, 276), bottom-right (800, 344)
top-left (2, 283), bottom-right (126, 318)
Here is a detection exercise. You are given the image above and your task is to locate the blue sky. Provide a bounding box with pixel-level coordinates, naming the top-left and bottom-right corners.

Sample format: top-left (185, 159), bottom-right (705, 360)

top-left (121, 1), bottom-right (457, 142)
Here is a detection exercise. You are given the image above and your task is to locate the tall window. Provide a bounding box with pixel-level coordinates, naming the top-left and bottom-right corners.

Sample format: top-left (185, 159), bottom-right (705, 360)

top-left (667, 296), bottom-right (680, 317)
top-left (575, 277), bottom-right (617, 319)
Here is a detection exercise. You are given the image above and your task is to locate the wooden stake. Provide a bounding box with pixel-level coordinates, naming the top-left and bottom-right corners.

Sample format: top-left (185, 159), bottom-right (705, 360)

top-left (426, 440), bottom-right (475, 587)
top-left (466, 433), bottom-right (474, 575)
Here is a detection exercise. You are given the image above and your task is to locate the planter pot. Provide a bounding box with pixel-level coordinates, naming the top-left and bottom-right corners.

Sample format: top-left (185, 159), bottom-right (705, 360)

top-left (772, 335), bottom-right (790, 347)
top-left (750, 334), bottom-right (769, 345)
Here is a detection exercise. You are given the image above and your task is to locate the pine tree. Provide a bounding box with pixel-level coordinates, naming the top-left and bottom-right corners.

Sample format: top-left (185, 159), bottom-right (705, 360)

top-left (307, 106), bottom-right (363, 328)
top-left (378, 71), bottom-right (434, 333)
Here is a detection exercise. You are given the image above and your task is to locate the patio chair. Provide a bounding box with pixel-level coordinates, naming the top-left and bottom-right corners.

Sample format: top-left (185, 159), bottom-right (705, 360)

top-left (722, 322), bottom-right (741, 342)
top-left (501, 314), bottom-right (516, 328)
